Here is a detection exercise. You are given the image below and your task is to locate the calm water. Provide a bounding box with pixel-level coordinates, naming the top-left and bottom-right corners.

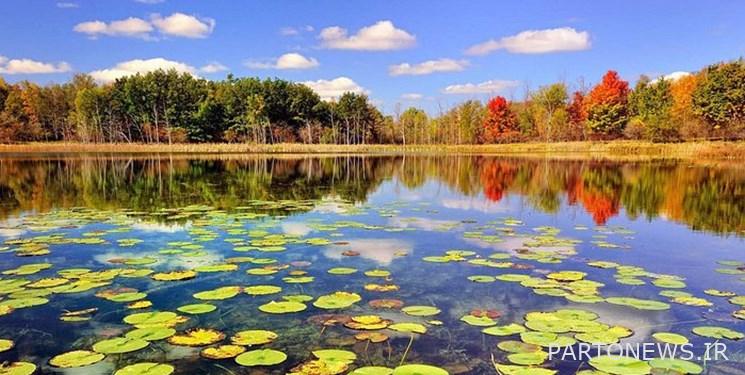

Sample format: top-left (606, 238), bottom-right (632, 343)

top-left (0, 154), bottom-right (743, 374)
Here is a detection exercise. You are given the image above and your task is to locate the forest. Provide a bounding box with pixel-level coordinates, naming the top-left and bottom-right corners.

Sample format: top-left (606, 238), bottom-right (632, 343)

top-left (0, 59), bottom-right (743, 144)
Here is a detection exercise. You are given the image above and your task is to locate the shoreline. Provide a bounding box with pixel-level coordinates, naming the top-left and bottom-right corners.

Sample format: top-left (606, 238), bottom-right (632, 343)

top-left (1, 141), bottom-right (744, 160)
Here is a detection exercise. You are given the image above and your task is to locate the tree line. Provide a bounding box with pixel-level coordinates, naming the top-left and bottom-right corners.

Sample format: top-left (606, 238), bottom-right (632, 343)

top-left (0, 59), bottom-right (743, 144)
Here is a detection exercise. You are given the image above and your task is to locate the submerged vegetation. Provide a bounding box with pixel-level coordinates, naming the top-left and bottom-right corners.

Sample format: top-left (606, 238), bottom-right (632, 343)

top-left (0, 154), bottom-right (743, 374)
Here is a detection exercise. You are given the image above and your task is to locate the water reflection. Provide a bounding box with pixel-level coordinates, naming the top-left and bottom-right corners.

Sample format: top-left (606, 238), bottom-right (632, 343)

top-left (0, 155), bottom-right (743, 235)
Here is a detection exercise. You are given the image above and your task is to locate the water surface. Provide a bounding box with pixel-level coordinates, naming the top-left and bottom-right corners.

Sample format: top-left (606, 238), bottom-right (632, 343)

top-left (0, 154), bottom-right (743, 374)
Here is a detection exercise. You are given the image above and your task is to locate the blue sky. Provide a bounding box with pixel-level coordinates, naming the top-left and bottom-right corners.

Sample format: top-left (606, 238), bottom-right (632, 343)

top-left (1, 0), bottom-right (744, 113)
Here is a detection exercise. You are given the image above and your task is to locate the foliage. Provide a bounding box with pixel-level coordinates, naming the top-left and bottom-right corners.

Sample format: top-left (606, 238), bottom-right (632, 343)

top-left (481, 96), bottom-right (519, 143)
top-left (584, 71), bottom-right (630, 137)
top-left (692, 60), bottom-right (745, 136)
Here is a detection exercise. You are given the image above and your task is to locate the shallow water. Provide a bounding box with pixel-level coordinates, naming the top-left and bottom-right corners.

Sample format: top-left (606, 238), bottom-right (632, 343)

top-left (0, 154), bottom-right (743, 374)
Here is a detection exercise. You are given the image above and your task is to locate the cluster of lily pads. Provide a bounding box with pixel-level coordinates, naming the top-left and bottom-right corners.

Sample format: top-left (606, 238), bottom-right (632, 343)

top-left (0, 201), bottom-right (743, 375)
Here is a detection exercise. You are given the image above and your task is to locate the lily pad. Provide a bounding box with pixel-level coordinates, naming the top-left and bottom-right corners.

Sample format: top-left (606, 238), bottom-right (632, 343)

top-left (652, 332), bottom-right (689, 345)
top-left (177, 304), bottom-right (217, 315)
top-left (201, 345), bottom-right (246, 359)
top-left (168, 328), bottom-right (225, 346)
top-left (49, 350), bottom-right (106, 368)
top-left (235, 349), bottom-right (287, 366)
top-left (0, 362), bottom-right (36, 375)
top-left (482, 323), bottom-right (527, 336)
top-left (259, 300), bottom-right (307, 314)
top-left (648, 358), bottom-right (702, 374)
top-left (231, 330), bottom-right (278, 346)
top-left (588, 355), bottom-right (651, 375)
top-left (388, 323), bottom-right (427, 334)
top-left (351, 367), bottom-right (394, 375)
top-left (392, 364), bottom-right (448, 375)
top-left (114, 363), bottom-right (175, 375)
top-left (245, 285), bottom-right (282, 296)
top-left (93, 337), bottom-right (149, 354)
top-left (691, 326), bottom-right (744, 340)
top-left (194, 286), bottom-right (241, 300)
top-left (401, 305), bottom-right (440, 317)
top-left (125, 327), bottom-right (176, 341)
top-left (314, 291), bottom-right (362, 309)
top-left (605, 297), bottom-right (670, 311)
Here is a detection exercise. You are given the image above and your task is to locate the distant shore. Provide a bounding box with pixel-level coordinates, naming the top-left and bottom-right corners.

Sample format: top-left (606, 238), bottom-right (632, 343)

top-left (1, 141), bottom-right (744, 160)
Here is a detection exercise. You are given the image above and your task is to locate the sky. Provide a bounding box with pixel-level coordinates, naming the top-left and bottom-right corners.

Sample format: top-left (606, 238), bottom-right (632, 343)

top-left (0, 0), bottom-right (744, 113)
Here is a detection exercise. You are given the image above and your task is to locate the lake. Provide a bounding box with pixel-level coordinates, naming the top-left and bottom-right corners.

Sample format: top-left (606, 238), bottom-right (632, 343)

top-left (0, 154), bottom-right (743, 375)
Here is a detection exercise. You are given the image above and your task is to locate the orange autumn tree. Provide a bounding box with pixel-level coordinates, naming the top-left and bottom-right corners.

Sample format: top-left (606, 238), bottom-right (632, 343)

top-left (584, 71), bottom-right (630, 138)
top-left (669, 74), bottom-right (704, 137)
top-left (566, 91), bottom-right (587, 140)
top-left (481, 96), bottom-right (519, 143)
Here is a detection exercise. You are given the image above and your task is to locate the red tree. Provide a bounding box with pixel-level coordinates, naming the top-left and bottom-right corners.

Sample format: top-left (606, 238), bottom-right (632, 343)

top-left (481, 96), bottom-right (519, 143)
top-left (583, 71), bottom-right (630, 136)
top-left (584, 71), bottom-right (629, 108)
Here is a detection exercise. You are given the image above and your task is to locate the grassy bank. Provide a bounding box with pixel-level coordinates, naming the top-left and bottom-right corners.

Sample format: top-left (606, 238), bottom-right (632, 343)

top-left (1, 141), bottom-right (744, 160)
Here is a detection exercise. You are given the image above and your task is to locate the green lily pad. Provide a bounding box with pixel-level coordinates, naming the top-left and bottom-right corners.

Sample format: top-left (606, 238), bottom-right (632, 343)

top-left (0, 362), bottom-right (36, 375)
top-left (497, 340), bottom-right (542, 353)
top-left (401, 305), bottom-right (440, 317)
top-left (235, 349), bottom-right (287, 366)
top-left (588, 355), bottom-right (651, 375)
top-left (652, 332), bottom-right (689, 345)
top-left (392, 364), bottom-right (448, 375)
top-left (605, 297), bottom-right (670, 311)
top-left (258, 300), bottom-right (307, 314)
top-left (123, 311), bottom-right (179, 326)
top-left (691, 326), bottom-right (744, 340)
top-left (49, 350), bottom-right (106, 368)
top-left (194, 286), bottom-right (241, 300)
top-left (125, 327), bottom-right (176, 341)
top-left (648, 358), bottom-right (702, 374)
top-left (460, 315), bottom-right (497, 327)
top-left (177, 304), bottom-right (217, 315)
top-left (313, 349), bottom-right (358, 362)
top-left (350, 366), bottom-right (394, 375)
top-left (482, 323), bottom-right (526, 336)
top-left (495, 364), bottom-right (556, 375)
top-left (114, 363), bottom-right (175, 375)
top-left (388, 323), bottom-right (427, 334)
top-left (93, 337), bottom-right (149, 354)
top-left (245, 285), bottom-right (282, 296)
top-left (313, 291), bottom-right (362, 309)
top-left (328, 267), bottom-right (358, 275)
top-left (507, 351), bottom-right (548, 366)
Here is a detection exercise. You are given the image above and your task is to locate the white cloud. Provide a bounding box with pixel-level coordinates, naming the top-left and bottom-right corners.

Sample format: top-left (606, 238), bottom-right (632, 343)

top-left (135, 0), bottom-right (166, 4)
top-left (442, 80), bottom-right (519, 95)
top-left (74, 13), bottom-right (214, 39)
top-left (199, 62), bottom-right (228, 73)
top-left (151, 12), bottom-right (215, 38)
top-left (466, 27), bottom-right (590, 55)
top-left (280, 25), bottom-right (314, 36)
top-left (300, 77), bottom-right (368, 101)
top-left (246, 53), bottom-right (319, 70)
top-left (74, 17), bottom-right (154, 39)
top-left (0, 56), bottom-right (71, 74)
top-left (319, 20), bottom-right (415, 51)
top-left (89, 58), bottom-right (197, 83)
top-left (401, 93), bottom-right (423, 100)
top-left (389, 58), bottom-right (468, 76)
top-left (650, 71), bottom-right (691, 84)
top-left (56, 2), bottom-right (79, 8)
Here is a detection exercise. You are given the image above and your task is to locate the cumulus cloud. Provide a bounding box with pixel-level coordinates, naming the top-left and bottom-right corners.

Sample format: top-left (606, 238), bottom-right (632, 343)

top-left (0, 56), bottom-right (71, 74)
top-left (466, 27), bottom-right (590, 55)
top-left (74, 12), bottom-right (214, 39)
top-left (199, 62), bottom-right (228, 73)
top-left (89, 58), bottom-right (197, 83)
top-left (389, 58), bottom-right (468, 76)
top-left (319, 20), bottom-right (415, 51)
top-left (74, 17), bottom-right (153, 39)
top-left (442, 80), bottom-right (519, 95)
top-left (151, 12), bottom-right (215, 38)
top-left (401, 93), bottom-right (423, 100)
top-left (650, 71), bottom-right (691, 84)
top-left (300, 77), bottom-right (368, 101)
top-left (245, 53), bottom-right (319, 70)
